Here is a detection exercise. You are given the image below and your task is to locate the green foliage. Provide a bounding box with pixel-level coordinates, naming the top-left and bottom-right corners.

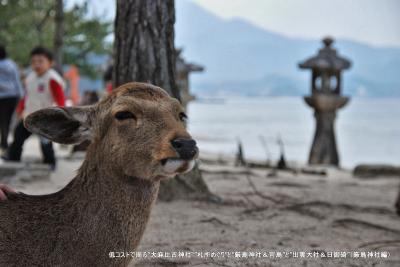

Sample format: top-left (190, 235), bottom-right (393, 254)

top-left (0, 0), bottom-right (112, 78)
top-left (0, 0), bottom-right (54, 65)
top-left (63, 3), bottom-right (112, 77)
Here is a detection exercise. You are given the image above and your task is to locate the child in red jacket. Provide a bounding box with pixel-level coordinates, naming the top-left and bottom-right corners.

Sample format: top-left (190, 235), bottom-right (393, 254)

top-left (3, 47), bottom-right (65, 169)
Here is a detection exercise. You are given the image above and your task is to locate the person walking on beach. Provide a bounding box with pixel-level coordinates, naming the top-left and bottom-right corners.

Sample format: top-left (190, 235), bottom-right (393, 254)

top-left (0, 44), bottom-right (24, 153)
top-left (2, 46), bottom-right (65, 170)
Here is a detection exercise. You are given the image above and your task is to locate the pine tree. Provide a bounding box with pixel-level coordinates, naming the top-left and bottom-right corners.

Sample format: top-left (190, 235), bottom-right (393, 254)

top-left (114, 0), bottom-right (215, 201)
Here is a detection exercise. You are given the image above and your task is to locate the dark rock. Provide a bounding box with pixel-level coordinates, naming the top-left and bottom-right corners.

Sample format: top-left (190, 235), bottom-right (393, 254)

top-left (353, 164), bottom-right (400, 178)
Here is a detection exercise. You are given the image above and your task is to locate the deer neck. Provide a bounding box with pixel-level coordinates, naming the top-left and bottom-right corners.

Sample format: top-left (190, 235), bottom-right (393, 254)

top-left (62, 146), bottom-right (160, 251)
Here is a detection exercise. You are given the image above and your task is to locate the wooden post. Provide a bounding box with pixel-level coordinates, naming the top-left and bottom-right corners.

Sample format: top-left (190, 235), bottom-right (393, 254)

top-left (53, 0), bottom-right (64, 73)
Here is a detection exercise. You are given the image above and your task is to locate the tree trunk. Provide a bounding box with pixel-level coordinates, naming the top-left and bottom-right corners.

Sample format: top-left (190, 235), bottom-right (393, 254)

top-left (113, 0), bottom-right (214, 201)
top-left (53, 0), bottom-right (64, 73)
top-left (396, 185), bottom-right (400, 216)
top-left (113, 0), bottom-right (180, 99)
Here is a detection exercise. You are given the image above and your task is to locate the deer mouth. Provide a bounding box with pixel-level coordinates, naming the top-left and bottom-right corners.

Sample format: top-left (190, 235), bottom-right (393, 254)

top-left (160, 158), bottom-right (196, 175)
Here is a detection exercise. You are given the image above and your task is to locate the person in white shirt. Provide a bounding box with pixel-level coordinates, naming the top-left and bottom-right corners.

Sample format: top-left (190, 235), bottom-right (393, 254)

top-left (3, 47), bottom-right (65, 170)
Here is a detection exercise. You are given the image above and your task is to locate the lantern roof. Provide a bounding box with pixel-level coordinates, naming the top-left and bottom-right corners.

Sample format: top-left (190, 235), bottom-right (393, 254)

top-left (176, 48), bottom-right (204, 73)
top-left (299, 37), bottom-right (351, 71)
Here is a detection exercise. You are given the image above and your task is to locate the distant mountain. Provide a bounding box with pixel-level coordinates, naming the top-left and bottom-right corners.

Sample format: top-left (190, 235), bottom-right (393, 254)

top-left (175, 0), bottom-right (400, 97)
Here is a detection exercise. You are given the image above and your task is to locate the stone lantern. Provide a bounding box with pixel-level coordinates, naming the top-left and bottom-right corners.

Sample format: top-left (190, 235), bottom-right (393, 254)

top-left (299, 37), bottom-right (352, 166)
top-left (175, 49), bottom-right (204, 109)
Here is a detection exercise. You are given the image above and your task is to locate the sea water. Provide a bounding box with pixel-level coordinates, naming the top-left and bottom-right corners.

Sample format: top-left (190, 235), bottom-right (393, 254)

top-left (187, 97), bottom-right (400, 169)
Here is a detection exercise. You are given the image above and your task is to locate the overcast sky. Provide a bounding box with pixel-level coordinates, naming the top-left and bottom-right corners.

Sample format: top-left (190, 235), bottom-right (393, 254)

top-left (192, 0), bottom-right (400, 48)
top-left (70, 0), bottom-right (400, 48)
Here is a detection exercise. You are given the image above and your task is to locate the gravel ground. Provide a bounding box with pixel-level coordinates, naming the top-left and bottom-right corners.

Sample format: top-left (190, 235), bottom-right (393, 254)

top-left (2, 138), bottom-right (399, 267)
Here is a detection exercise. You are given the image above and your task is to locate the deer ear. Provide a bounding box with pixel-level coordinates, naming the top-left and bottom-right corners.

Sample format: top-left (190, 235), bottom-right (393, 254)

top-left (24, 106), bottom-right (93, 144)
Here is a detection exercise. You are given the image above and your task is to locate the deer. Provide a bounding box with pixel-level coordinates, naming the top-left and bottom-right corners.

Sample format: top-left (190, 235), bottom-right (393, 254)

top-left (0, 82), bottom-right (198, 267)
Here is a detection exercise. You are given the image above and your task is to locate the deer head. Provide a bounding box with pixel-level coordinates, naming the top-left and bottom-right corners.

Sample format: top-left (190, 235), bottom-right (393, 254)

top-left (24, 82), bottom-right (198, 181)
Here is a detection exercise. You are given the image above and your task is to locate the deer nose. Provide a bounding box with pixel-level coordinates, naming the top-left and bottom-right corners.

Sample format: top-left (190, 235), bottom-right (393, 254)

top-left (171, 138), bottom-right (198, 160)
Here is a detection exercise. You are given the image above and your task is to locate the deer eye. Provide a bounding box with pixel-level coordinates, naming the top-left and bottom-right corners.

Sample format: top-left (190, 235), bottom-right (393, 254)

top-left (115, 111), bottom-right (136, 120)
top-left (179, 112), bottom-right (188, 123)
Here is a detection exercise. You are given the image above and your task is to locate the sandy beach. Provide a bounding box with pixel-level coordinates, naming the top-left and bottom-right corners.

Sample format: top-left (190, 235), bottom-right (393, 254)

top-left (1, 138), bottom-right (399, 267)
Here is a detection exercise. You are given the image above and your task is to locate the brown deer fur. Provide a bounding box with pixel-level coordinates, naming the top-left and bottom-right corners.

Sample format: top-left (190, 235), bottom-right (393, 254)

top-left (0, 82), bottom-right (198, 267)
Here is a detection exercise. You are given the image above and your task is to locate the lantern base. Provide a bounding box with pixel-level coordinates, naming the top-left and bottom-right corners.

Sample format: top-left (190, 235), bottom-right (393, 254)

top-left (304, 94), bottom-right (349, 166)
